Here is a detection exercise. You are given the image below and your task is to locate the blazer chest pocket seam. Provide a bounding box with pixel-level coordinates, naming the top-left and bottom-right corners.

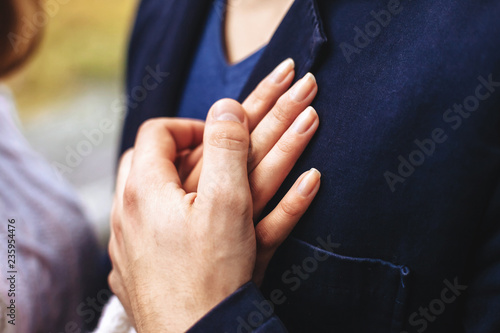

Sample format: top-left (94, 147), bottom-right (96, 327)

top-left (261, 236), bottom-right (411, 333)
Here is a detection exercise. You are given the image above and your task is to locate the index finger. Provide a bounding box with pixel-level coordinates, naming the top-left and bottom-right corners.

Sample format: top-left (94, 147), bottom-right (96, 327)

top-left (242, 58), bottom-right (295, 130)
top-left (132, 118), bottom-right (205, 186)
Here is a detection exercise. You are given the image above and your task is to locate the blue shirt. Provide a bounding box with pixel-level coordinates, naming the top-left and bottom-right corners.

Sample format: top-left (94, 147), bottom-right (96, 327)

top-left (176, 0), bottom-right (265, 120)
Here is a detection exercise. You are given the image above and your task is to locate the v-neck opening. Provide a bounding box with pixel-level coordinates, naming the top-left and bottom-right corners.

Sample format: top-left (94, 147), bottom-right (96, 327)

top-left (216, 0), bottom-right (266, 69)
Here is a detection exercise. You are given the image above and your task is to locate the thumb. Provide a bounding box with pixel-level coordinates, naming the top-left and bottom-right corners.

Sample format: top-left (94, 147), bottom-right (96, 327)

top-left (197, 99), bottom-right (251, 209)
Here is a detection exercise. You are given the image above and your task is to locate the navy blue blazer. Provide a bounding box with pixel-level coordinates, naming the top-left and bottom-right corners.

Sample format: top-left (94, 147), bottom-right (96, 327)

top-left (120, 0), bottom-right (500, 332)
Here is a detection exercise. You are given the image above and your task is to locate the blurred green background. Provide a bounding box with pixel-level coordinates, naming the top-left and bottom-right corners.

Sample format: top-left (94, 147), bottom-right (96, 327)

top-left (8, 0), bottom-right (137, 119)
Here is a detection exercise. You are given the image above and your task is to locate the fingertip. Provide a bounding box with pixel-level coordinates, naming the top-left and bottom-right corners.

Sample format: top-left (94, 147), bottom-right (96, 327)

top-left (270, 58), bottom-right (295, 84)
top-left (290, 72), bottom-right (318, 103)
top-left (296, 168), bottom-right (321, 197)
top-left (307, 106), bottom-right (319, 119)
top-left (210, 98), bottom-right (246, 124)
top-left (304, 72), bottom-right (316, 84)
top-left (204, 99), bottom-right (250, 152)
top-left (310, 168), bottom-right (322, 178)
top-left (291, 106), bottom-right (320, 134)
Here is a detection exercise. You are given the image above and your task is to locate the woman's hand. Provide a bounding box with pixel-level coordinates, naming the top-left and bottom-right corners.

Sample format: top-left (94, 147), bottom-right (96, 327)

top-left (181, 58), bottom-right (319, 219)
top-left (108, 101), bottom-right (321, 332)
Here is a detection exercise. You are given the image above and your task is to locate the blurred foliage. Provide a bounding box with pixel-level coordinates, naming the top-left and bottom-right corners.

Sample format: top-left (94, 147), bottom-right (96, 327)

top-left (7, 0), bottom-right (138, 118)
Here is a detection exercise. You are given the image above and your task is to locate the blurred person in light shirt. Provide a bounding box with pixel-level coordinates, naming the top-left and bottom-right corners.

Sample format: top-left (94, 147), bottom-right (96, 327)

top-left (0, 1), bottom-right (108, 331)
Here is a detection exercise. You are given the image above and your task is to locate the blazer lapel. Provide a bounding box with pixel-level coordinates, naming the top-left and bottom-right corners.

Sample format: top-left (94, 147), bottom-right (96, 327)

top-left (148, 0), bottom-right (212, 118)
top-left (121, 0), bottom-right (327, 155)
top-left (238, 0), bottom-right (328, 102)
top-left (121, 0), bottom-right (211, 153)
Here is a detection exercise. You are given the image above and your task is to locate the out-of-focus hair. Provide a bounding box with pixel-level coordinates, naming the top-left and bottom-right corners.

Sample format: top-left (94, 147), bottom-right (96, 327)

top-left (0, 0), bottom-right (42, 78)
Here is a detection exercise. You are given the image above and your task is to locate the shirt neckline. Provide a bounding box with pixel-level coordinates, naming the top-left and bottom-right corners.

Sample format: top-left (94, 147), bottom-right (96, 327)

top-left (215, 0), bottom-right (266, 69)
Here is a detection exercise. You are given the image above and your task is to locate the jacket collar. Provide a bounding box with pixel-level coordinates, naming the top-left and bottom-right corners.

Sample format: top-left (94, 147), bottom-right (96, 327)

top-left (238, 0), bottom-right (327, 102)
top-left (122, 0), bottom-right (327, 154)
top-left (154, 0), bottom-right (328, 108)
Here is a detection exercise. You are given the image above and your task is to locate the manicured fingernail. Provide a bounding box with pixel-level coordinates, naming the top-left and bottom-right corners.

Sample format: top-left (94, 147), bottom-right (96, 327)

top-left (297, 168), bottom-right (321, 196)
top-left (292, 106), bottom-right (318, 134)
top-left (270, 58), bottom-right (295, 83)
top-left (290, 73), bottom-right (316, 102)
top-left (213, 102), bottom-right (244, 123)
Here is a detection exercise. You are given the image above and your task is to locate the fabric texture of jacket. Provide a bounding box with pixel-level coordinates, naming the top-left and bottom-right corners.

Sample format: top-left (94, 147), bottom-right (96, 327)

top-left (120, 0), bottom-right (500, 332)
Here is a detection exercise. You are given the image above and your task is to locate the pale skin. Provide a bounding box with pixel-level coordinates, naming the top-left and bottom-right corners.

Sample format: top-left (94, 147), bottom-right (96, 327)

top-left (109, 2), bottom-right (313, 331)
top-left (225, 0), bottom-right (295, 64)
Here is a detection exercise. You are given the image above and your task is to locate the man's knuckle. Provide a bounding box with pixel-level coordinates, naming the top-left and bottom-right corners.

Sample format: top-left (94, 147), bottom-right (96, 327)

top-left (202, 181), bottom-right (223, 200)
top-left (123, 177), bottom-right (139, 210)
top-left (138, 118), bottom-right (160, 134)
top-left (120, 148), bottom-right (134, 164)
top-left (214, 190), bottom-right (247, 211)
top-left (110, 216), bottom-right (121, 238)
top-left (208, 130), bottom-right (247, 151)
top-left (108, 272), bottom-right (119, 294)
top-left (230, 191), bottom-right (248, 206)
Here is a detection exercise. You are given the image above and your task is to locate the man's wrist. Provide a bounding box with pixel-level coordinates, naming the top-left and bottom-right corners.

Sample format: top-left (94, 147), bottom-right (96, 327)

top-left (134, 279), bottom-right (250, 333)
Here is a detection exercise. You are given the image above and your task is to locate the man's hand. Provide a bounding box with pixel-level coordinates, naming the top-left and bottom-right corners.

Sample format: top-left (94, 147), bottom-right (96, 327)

top-left (108, 100), bottom-right (321, 332)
